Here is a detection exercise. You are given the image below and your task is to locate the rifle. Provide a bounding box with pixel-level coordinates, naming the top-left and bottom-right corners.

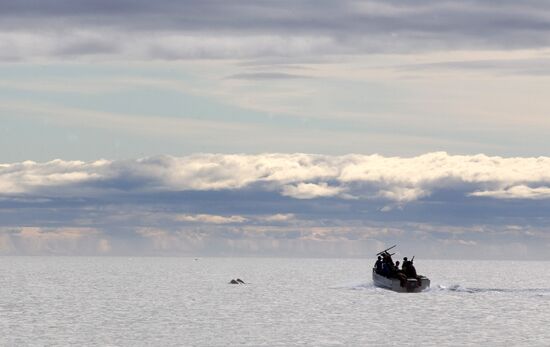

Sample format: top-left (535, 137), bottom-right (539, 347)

top-left (376, 245), bottom-right (396, 256)
top-left (411, 256), bottom-right (415, 264)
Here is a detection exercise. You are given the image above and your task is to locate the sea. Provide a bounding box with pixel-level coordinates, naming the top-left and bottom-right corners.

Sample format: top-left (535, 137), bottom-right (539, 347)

top-left (1, 257), bottom-right (549, 346)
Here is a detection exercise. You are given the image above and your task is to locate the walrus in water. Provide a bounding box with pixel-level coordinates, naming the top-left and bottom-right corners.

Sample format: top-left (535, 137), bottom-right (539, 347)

top-left (229, 278), bottom-right (245, 284)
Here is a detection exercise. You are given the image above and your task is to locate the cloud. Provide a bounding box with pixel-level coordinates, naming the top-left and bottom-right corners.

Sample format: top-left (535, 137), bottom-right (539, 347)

top-left (376, 187), bottom-right (428, 202)
top-left (470, 185), bottom-right (550, 199)
top-left (281, 182), bottom-right (345, 199)
top-left (4, 1), bottom-right (550, 61)
top-left (176, 214), bottom-right (247, 224)
top-left (2, 152), bottom-right (550, 202)
top-left (398, 58), bottom-right (550, 76)
top-left (260, 213), bottom-right (295, 222)
top-left (226, 72), bottom-right (310, 80)
top-left (2, 221), bottom-right (548, 258)
top-left (2, 152), bottom-right (550, 258)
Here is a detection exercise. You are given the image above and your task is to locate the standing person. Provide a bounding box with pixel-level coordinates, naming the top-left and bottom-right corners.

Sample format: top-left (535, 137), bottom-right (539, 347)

top-left (407, 261), bottom-right (418, 278)
top-left (374, 256), bottom-right (383, 274)
top-left (383, 252), bottom-right (395, 266)
top-left (382, 252), bottom-right (395, 277)
top-left (402, 257), bottom-right (411, 276)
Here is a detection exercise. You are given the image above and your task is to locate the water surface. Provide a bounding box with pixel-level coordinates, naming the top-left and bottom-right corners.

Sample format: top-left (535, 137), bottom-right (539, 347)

top-left (1, 257), bottom-right (549, 346)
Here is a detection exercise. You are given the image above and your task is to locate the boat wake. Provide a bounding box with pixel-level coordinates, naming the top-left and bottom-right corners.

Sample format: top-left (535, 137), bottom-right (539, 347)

top-left (435, 284), bottom-right (550, 296)
top-left (435, 284), bottom-right (475, 293)
top-left (330, 281), bottom-right (375, 290)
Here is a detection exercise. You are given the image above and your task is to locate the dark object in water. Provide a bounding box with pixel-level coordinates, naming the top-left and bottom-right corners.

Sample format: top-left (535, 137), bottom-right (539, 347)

top-left (229, 278), bottom-right (245, 284)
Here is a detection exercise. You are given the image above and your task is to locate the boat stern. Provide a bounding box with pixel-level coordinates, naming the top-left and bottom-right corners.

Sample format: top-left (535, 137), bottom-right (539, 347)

top-left (405, 278), bottom-right (419, 292)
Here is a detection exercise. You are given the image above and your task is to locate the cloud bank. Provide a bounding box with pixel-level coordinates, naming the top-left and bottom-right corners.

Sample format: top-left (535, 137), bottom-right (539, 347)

top-left (1, 152), bottom-right (550, 258)
top-left (2, 152), bottom-right (550, 201)
top-left (3, 0), bottom-right (550, 61)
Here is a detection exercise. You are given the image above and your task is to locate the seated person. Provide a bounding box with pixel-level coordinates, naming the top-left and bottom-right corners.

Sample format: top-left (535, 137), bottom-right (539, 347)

top-left (406, 263), bottom-right (417, 278)
top-left (394, 260), bottom-right (407, 287)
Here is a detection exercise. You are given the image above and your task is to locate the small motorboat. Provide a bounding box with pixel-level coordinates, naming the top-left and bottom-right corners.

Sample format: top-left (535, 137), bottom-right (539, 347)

top-left (372, 245), bottom-right (430, 293)
top-left (372, 269), bottom-right (430, 293)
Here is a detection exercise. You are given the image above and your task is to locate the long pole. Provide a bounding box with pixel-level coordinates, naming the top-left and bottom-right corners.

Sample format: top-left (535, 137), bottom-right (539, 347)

top-left (376, 245), bottom-right (396, 256)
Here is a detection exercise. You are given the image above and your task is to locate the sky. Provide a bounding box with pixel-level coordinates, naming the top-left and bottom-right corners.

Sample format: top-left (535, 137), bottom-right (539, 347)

top-left (1, 0), bottom-right (550, 258)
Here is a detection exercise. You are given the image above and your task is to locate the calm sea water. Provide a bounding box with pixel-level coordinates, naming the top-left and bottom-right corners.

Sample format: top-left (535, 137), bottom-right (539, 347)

top-left (1, 257), bottom-right (549, 346)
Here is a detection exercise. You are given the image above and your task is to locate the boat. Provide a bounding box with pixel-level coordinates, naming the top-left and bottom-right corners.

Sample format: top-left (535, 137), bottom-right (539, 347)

top-left (372, 269), bottom-right (430, 293)
top-left (372, 245), bottom-right (430, 293)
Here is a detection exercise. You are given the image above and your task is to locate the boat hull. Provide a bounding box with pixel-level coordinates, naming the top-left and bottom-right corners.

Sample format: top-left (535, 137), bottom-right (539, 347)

top-left (372, 270), bottom-right (430, 293)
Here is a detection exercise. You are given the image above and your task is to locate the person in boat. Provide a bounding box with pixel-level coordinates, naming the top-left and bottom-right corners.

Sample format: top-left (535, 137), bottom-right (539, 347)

top-left (389, 259), bottom-right (403, 278)
top-left (402, 258), bottom-right (423, 287)
top-left (381, 252), bottom-right (395, 277)
top-left (394, 260), bottom-right (408, 287)
top-left (384, 252), bottom-right (394, 265)
top-left (381, 261), bottom-right (388, 277)
top-left (402, 257), bottom-right (411, 274)
top-left (401, 257), bottom-right (417, 277)
top-left (374, 256), bottom-right (384, 275)
top-left (385, 262), bottom-right (395, 278)
top-left (407, 262), bottom-right (418, 280)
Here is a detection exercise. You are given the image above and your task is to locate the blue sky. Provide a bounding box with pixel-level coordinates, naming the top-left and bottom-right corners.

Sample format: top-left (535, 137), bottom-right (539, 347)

top-left (1, 0), bottom-right (550, 257)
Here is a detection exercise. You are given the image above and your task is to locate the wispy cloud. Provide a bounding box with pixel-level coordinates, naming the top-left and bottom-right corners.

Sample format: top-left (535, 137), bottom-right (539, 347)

top-left (0, 101), bottom-right (265, 140)
top-left (226, 72), bottom-right (311, 80)
top-left (2, 221), bottom-right (549, 258)
top-left (397, 57), bottom-right (550, 76)
top-left (176, 214), bottom-right (248, 224)
top-left (470, 185), bottom-right (550, 199)
top-left (260, 214), bottom-right (295, 222)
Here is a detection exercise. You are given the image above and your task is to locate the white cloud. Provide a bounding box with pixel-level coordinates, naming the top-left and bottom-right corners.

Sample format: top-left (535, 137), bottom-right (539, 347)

top-left (1, 152), bottom-right (550, 202)
top-left (260, 214), bottom-right (295, 222)
top-left (470, 185), bottom-right (550, 199)
top-left (281, 182), bottom-right (345, 199)
top-left (176, 214), bottom-right (247, 224)
top-left (376, 187), bottom-right (428, 202)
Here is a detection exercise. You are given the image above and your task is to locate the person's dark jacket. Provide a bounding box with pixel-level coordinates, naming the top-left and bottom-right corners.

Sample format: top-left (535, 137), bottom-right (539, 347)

top-left (375, 259), bottom-right (383, 274)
